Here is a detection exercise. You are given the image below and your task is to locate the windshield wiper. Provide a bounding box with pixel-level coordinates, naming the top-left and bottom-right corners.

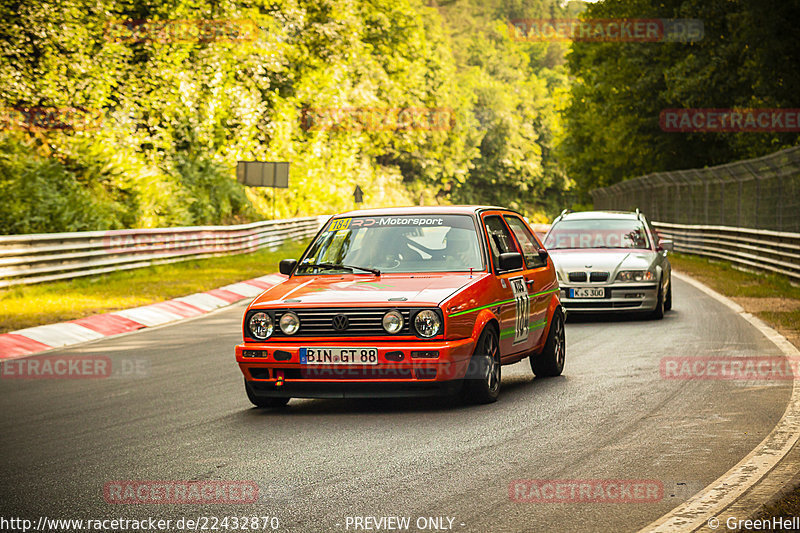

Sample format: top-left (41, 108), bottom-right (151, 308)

top-left (301, 262), bottom-right (381, 275)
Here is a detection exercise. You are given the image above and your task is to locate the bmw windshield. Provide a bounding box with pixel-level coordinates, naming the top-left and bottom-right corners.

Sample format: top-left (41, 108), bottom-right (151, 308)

top-left (297, 215), bottom-right (484, 274)
top-left (545, 219), bottom-right (651, 250)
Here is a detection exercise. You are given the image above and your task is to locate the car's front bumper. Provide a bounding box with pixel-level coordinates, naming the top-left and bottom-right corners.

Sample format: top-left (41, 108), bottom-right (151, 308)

top-left (558, 283), bottom-right (658, 312)
top-left (236, 338), bottom-right (476, 399)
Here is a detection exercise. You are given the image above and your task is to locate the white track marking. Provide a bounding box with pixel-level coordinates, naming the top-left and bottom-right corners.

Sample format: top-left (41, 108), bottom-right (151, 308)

top-left (13, 323), bottom-right (105, 347)
top-left (114, 305), bottom-right (186, 327)
top-left (640, 271), bottom-right (800, 532)
top-left (219, 282), bottom-right (263, 297)
top-left (172, 293), bottom-right (230, 311)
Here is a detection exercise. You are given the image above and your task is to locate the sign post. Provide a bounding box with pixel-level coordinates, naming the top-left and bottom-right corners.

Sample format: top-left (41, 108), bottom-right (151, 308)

top-left (236, 162), bottom-right (290, 219)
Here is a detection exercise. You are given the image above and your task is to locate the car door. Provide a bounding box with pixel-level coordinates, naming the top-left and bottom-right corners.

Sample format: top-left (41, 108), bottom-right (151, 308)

top-left (481, 213), bottom-right (535, 358)
top-left (503, 214), bottom-right (552, 349)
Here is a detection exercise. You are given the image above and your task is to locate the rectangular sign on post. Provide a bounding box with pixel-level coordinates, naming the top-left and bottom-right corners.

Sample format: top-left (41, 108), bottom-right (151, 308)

top-left (236, 162), bottom-right (290, 188)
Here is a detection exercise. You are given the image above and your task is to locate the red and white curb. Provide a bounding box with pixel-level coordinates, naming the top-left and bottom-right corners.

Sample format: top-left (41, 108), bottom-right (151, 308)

top-left (0, 273), bottom-right (286, 360)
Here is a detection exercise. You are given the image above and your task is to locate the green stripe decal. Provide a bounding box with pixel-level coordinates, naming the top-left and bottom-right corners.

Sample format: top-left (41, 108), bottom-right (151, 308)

top-left (499, 318), bottom-right (548, 338)
top-left (449, 288), bottom-right (559, 317)
top-left (450, 298), bottom-right (516, 317)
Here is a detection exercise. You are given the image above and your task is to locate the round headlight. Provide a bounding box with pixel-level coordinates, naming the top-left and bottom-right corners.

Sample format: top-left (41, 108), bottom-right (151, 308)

top-left (279, 312), bottom-right (300, 335)
top-left (414, 310), bottom-right (441, 338)
top-left (249, 312), bottom-right (273, 339)
top-left (382, 310), bottom-right (404, 334)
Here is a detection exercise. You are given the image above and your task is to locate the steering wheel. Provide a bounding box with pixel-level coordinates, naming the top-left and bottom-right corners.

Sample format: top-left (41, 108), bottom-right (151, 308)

top-left (380, 252), bottom-right (402, 269)
top-left (402, 236), bottom-right (446, 260)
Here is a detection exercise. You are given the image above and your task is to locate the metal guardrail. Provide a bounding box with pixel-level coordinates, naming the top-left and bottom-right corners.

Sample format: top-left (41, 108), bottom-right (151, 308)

top-left (0, 216), bottom-right (329, 288)
top-left (652, 221), bottom-right (800, 281)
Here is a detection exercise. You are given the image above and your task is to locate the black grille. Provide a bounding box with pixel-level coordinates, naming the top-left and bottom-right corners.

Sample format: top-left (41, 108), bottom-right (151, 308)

top-left (274, 308), bottom-right (413, 337)
top-left (590, 271), bottom-right (609, 282)
top-left (568, 272), bottom-right (587, 282)
top-left (564, 301), bottom-right (640, 309)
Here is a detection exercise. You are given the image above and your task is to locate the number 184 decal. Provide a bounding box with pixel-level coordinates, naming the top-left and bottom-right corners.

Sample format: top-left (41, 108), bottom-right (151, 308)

top-left (510, 276), bottom-right (530, 344)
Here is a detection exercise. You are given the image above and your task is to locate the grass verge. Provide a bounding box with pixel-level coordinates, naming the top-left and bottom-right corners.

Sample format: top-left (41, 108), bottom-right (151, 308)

top-left (670, 253), bottom-right (800, 347)
top-left (751, 487), bottom-right (800, 531)
top-left (0, 240), bottom-right (309, 334)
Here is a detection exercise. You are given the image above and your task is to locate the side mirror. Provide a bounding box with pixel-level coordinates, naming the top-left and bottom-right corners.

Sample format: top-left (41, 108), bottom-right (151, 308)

top-left (498, 252), bottom-right (523, 271)
top-left (537, 248), bottom-right (549, 261)
top-left (659, 239), bottom-right (674, 252)
top-left (279, 259), bottom-right (298, 276)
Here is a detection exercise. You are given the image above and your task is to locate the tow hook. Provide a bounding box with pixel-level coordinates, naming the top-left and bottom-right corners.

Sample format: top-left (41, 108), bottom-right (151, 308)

top-left (275, 370), bottom-right (285, 387)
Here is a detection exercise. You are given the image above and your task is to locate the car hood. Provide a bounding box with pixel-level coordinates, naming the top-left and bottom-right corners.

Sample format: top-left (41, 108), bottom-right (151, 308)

top-left (250, 273), bottom-right (485, 307)
top-left (548, 249), bottom-right (656, 279)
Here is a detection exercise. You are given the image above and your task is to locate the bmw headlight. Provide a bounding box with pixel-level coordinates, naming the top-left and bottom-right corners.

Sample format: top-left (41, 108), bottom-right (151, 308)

top-left (615, 270), bottom-right (655, 282)
top-left (382, 310), bottom-right (404, 334)
top-left (414, 310), bottom-right (441, 338)
top-left (249, 312), bottom-right (274, 339)
top-left (279, 311), bottom-right (300, 335)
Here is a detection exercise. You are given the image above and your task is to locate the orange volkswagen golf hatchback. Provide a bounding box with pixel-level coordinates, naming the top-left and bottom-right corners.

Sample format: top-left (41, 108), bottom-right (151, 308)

top-left (235, 206), bottom-right (565, 407)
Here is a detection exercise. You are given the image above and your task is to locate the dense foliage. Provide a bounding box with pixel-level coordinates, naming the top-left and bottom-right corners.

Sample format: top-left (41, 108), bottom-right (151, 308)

top-left (561, 0), bottom-right (800, 201)
top-left (0, 0), bottom-right (571, 234)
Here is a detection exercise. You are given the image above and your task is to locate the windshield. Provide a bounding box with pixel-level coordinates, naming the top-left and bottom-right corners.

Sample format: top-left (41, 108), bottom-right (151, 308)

top-left (544, 219), bottom-right (651, 250)
top-left (297, 214), bottom-right (484, 274)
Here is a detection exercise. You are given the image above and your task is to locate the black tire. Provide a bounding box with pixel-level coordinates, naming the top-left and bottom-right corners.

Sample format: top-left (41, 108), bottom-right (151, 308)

top-left (651, 284), bottom-right (665, 319)
top-left (664, 276), bottom-right (673, 311)
top-left (461, 326), bottom-right (501, 404)
top-left (245, 379), bottom-right (290, 408)
top-left (531, 309), bottom-right (565, 377)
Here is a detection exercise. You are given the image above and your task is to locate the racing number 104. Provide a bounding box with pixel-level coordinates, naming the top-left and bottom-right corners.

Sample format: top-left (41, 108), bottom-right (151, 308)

top-left (511, 277), bottom-right (530, 344)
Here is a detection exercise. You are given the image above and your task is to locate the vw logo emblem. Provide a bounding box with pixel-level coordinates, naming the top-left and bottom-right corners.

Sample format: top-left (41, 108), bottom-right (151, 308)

top-left (332, 314), bottom-right (349, 331)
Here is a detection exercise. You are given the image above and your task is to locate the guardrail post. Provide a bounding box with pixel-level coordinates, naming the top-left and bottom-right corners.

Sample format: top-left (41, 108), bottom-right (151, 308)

top-left (737, 179), bottom-right (742, 227)
top-left (778, 176), bottom-right (783, 231)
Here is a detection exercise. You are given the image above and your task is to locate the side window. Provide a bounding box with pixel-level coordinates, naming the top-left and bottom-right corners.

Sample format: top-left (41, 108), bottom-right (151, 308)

top-left (505, 216), bottom-right (546, 268)
top-left (483, 215), bottom-right (518, 271)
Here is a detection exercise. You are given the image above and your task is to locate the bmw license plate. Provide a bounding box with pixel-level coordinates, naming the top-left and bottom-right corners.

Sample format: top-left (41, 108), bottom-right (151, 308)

top-left (570, 287), bottom-right (605, 298)
top-left (300, 347), bottom-right (378, 365)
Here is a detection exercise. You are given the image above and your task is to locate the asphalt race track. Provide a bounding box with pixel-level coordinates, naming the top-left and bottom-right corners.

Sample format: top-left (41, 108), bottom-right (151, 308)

top-left (0, 277), bottom-right (791, 533)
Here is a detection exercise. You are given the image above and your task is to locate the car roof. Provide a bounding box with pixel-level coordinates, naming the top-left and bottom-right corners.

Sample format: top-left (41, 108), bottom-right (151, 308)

top-left (559, 210), bottom-right (641, 221)
top-left (334, 205), bottom-right (510, 217)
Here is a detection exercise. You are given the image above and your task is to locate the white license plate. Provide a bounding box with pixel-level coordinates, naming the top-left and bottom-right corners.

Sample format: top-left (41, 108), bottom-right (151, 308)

top-left (571, 287), bottom-right (605, 298)
top-left (300, 347), bottom-right (378, 365)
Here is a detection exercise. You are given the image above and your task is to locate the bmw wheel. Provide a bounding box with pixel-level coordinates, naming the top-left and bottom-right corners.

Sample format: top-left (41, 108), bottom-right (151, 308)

top-left (651, 284), bottom-right (665, 319)
top-left (664, 276), bottom-right (673, 311)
